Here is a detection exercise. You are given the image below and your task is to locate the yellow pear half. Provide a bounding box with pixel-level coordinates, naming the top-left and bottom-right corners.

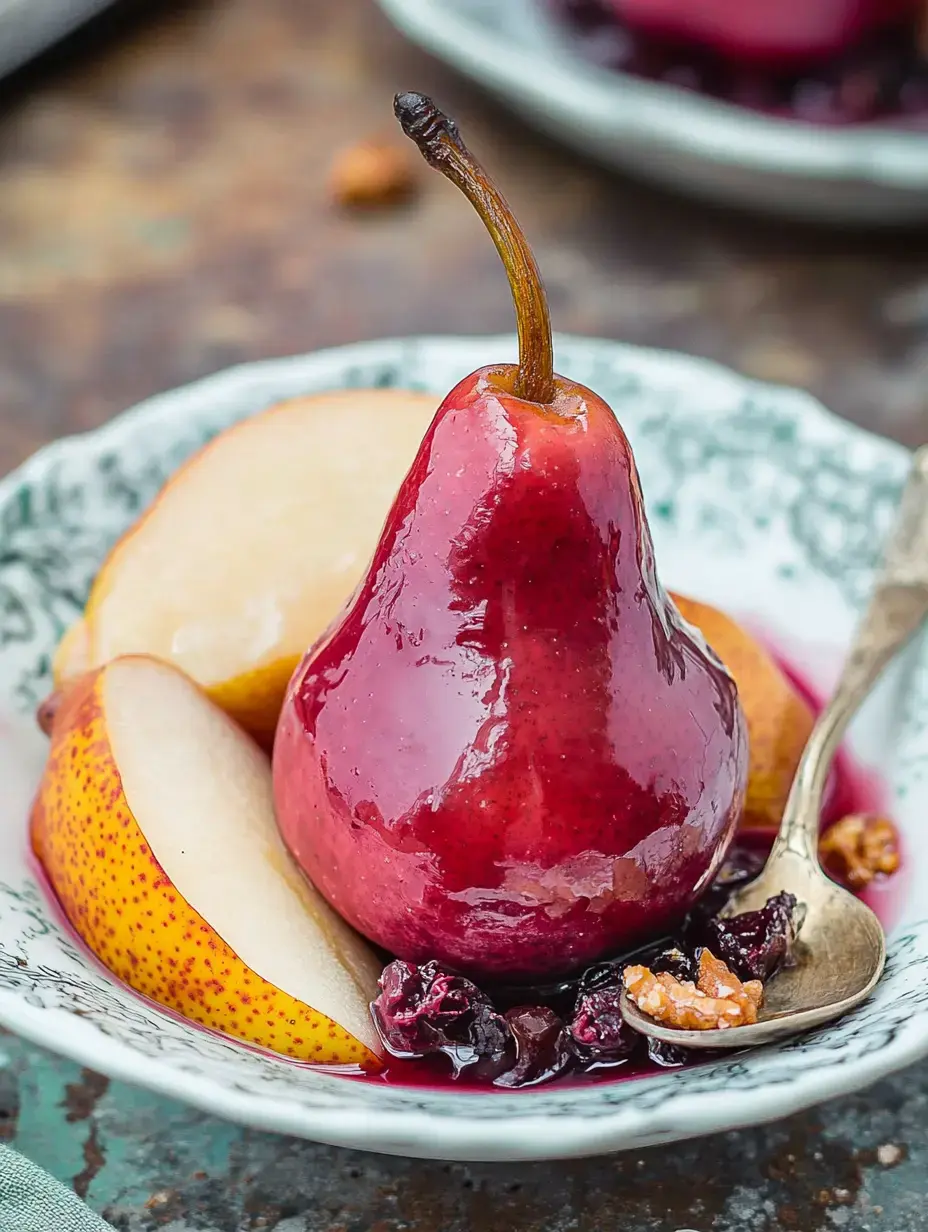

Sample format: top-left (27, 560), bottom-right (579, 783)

top-left (31, 655), bottom-right (384, 1068)
top-left (54, 389), bottom-right (438, 746)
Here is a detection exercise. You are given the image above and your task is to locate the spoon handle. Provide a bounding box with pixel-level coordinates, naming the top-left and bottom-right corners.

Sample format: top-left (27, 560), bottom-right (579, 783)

top-left (773, 445), bottom-right (928, 864)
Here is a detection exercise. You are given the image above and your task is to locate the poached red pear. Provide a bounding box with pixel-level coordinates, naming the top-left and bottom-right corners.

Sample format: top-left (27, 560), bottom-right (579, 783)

top-left (609, 0), bottom-right (920, 67)
top-left (273, 94), bottom-right (748, 981)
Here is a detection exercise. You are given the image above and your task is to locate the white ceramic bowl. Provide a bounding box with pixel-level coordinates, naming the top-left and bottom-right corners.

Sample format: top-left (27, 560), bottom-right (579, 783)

top-left (377, 0), bottom-right (928, 224)
top-left (1, 335), bottom-right (926, 1161)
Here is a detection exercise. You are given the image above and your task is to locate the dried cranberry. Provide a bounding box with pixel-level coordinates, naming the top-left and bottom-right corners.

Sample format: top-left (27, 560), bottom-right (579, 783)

top-left (372, 960), bottom-right (511, 1075)
top-left (494, 1006), bottom-right (573, 1089)
top-left (683, 846), bottom-right (768, 938)
top-left (569, 977), bottom-right (637, 1064)
top-left (577, 961), bottom-right (623, 996)
top-left (650, 945), bottom-right (697, 983)
top-left (699, 892), bottom-right (800, 983)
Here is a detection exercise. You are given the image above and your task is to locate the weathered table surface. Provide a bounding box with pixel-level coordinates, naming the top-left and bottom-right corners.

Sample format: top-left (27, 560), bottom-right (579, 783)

top-left (2, 1), bottom-right (928, 1228)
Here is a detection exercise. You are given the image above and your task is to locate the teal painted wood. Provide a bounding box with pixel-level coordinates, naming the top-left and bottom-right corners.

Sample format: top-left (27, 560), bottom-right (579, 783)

top-left (1, 1029), bottom-right (926, 1231)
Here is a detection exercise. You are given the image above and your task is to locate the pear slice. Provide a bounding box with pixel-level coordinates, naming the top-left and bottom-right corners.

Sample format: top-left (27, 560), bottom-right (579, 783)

top-left (54, 389), bottom-right (438, 745)
top-left (31, 655), bottom-right (384, 1068)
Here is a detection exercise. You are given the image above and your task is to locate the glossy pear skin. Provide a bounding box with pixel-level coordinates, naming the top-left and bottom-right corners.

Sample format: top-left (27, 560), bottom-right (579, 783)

top-left (274, 367), bottom-right (748, 980)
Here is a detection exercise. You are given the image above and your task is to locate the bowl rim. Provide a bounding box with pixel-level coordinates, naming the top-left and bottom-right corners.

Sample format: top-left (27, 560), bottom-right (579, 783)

top-left (0, 333), bottom-right (925, 1161)
top-left (2, 981), bottom-right (928, 1161)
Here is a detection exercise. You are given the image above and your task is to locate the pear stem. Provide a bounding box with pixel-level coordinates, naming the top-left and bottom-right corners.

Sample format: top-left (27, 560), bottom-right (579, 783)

top-left (394, 92), bottom-right (555, 405)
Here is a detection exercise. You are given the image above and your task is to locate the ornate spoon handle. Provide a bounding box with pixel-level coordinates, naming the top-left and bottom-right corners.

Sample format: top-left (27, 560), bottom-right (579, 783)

top-left (773, 446), bottom-right (928, 864)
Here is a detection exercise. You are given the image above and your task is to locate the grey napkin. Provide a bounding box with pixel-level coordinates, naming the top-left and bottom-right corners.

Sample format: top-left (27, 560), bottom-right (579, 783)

top-left (0, 1144), bottom-right (115, 1231)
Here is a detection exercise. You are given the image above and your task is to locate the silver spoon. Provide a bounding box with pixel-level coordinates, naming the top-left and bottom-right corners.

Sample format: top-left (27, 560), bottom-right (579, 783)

top-left (622, 444), bottom-right (928, 1051)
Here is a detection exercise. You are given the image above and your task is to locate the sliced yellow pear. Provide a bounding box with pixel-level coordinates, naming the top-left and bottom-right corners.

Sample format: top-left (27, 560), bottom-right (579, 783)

top-left (31, 655), bottom-right (384, 1068)
top-left (54, 389), bottom-right (438, 745)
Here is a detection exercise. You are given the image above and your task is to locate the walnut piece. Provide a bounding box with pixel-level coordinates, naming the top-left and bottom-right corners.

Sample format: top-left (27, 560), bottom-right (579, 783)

top-left (697, 949), bottom-right (764, 1018)
top-left (624, 950), bottom-right (763, 1031)
top-left (820, 814), bottom-right (900, 891)
top-left (328, 140), bottom-right (415, 208)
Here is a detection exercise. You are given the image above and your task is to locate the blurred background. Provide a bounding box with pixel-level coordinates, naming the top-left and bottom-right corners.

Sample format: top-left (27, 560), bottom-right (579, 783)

top-left (1, 0), bottom-right (927, 487)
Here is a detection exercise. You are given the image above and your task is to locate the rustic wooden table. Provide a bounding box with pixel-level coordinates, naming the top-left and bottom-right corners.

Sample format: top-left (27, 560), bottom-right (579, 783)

top-left (2, 1), bottom-right (928, 1229)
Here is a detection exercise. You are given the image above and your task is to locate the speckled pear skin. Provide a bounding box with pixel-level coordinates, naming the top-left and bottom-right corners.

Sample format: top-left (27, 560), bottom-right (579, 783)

top-left (274, 365), bottom-right (749, 981)
top-left (31, 666), bottom-right (380, 1069)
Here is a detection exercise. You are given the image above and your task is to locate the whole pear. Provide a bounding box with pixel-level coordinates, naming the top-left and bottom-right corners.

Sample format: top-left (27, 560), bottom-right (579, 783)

top-left (273, 95), bottom-right (748, 980)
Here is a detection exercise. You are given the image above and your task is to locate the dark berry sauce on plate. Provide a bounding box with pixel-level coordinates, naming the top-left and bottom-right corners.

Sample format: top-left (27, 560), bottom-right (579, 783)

top-left (549, 0), bottom-right (928, 127)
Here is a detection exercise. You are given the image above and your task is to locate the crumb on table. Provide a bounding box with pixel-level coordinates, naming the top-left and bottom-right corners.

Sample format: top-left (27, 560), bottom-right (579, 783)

top-left (820, 814), bottom-right (900, 891)
top-left (328, 140), bottom-right (416, 208)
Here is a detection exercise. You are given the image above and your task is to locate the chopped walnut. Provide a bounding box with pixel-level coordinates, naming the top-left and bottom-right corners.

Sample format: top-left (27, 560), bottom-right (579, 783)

top-left (697, 949), bottom-right (764, 1019)
top-left (328, 140), bottom-right (415, 208)
top-left (820, 814), bottom-right (900, 891)
top-left (624, 950), bottom-right (763, 1031)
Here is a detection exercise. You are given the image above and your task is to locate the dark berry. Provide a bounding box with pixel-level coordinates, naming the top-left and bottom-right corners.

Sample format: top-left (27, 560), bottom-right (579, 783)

top-left (494, 1006), bottom-right (573, 1089)
top-left (647, 1037), bottom-right (691, 1069)
top-left (577, 961), bottom-right (623, 996)
top-left (685, 844), bottom-right (767, 931)
top-left (569, 966), bottom-right (637, 1064)
top-left (372, 960), bottom-right (511, 1075)
top-left (700, 892), bottom-right (801, 983)
top-left (650, 945), bottom-right (697, 983)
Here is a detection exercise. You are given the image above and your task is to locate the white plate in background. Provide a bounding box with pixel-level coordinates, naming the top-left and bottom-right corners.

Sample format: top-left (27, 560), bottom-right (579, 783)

top-left (377, 0), bottom-right (928, 224)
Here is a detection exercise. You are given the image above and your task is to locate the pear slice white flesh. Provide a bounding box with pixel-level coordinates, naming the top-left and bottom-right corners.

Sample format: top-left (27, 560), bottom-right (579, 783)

top-left (55, 389), bottom-right (438, 744)
top-left (32, 655), bottom-right (384, 1065)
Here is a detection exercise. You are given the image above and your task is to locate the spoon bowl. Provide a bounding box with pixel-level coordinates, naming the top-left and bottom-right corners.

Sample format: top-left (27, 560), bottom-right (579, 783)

top-left (622, 444), bottom-right (928, 1052)
top-left (621, 867), bottom-right (886, 1050)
